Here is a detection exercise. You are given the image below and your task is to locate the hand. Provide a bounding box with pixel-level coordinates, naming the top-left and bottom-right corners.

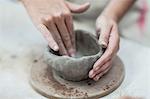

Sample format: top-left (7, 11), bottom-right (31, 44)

top-left (22, 0), bottom-right (90, 56)
top-left (89, 15), bottom-right (120, 81)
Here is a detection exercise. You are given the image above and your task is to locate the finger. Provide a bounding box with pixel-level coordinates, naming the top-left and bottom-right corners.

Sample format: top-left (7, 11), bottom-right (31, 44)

top-left (89, 69), bottom-right (95, 78)
top-left (93, 24), bottom-right (119, 71)
top-left (54, 13), bottom-right (74, 56)
top-left (89, 59), bottom-right (111, 78)
top-left (109, 23), bottom-right (120, 52)
top-left (92, 50), bottom-right (112, 72)
top-left (93, 59), bottom-right (112, 77)
top-left (38, 24), bottom-right (59, 51)
top-left (65, 13), bottom-right (76, 53)
top-left (93, 64), bottom-right (112, 81)
top-left (96, 19), bottom-right (112, 48)
top-left (44, 17), bottom-right (68, 55)
top-left (65, 1), bottom-right (90, 13)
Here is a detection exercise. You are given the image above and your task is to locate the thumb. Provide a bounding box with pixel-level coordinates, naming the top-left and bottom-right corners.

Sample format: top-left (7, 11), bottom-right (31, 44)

top-left (65, 1), bottom-right (90, 13)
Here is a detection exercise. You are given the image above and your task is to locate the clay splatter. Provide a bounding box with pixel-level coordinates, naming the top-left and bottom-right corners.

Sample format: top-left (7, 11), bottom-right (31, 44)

top-left (45, 68), bottom-right (89, 97)
top-left (103, 80), bottom-right (116, 91)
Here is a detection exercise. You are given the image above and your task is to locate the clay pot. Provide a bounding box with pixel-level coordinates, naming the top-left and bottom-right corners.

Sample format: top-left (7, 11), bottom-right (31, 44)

top-left (44, 30), bottom-right (103, 81)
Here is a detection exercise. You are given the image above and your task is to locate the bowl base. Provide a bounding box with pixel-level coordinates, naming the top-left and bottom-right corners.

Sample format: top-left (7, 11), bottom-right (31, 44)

top-left (30, 56), bottom-right (125, 99)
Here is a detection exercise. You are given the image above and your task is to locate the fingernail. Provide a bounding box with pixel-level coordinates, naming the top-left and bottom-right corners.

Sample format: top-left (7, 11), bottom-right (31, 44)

top-left (53, 45), bottom-right (59, 51)
top-left (70, 52), bottom-right (75, 57)
top-left (70, 54), bottom-right (74, 57)
top-left (99, 40), bottom-right (107, 48)
top-left (69, 49), bottom-right (75, 57)
top-left (89, 70), bottom-right (94, 78)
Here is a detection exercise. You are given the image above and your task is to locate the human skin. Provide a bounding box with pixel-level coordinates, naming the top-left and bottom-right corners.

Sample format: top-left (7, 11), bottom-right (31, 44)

top-left (21, 0), bottom-right (135, 81)
top-left (88, 0), bottom-right (136, 81)
top-left (21, 0), bottom-right (90, 56)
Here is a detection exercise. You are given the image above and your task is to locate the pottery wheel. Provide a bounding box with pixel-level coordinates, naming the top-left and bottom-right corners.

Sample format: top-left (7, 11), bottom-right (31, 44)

top-left (30, 56), bottom-right (125, 99)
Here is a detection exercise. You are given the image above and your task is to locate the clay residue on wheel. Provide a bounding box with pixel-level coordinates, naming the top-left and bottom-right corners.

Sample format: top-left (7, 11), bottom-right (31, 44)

top-left (30, 56), bottom-right (125, 99)
top-left (46, 67), bottom-right (89, 97)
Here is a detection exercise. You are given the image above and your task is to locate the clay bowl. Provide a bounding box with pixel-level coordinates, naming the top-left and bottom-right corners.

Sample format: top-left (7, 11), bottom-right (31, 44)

top-left (44, 30), bottom-right (103, 81)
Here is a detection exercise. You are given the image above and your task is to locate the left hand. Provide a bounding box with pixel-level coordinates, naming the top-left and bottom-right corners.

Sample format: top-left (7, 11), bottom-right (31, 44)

top-left (89, 15), bottom-right (120, 81)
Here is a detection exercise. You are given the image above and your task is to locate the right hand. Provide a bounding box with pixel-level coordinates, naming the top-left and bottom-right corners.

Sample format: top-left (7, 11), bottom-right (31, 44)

top-left (22, 0), bottom-right (90, 56)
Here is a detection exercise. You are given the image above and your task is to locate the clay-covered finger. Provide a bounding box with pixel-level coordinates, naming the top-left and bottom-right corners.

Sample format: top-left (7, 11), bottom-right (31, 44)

top-left (93, 59), bottom-right (112, 77)
top-left (44, 17), bottom-right (68, 55)
top-left (99, 26), bottom-right (111, 48)
top-left (65, 14), bottom-right (76, 53)
top-left (93, 64), bottom-right (112, 81)
top-left (108, 23), bottom-right (120, 53)
top-left (93, 29), bottom-right (119, 73)
top-left (89, 69), bottom-right (95, 78)
top-left (92, 27), bottom-right (119, 71)
top-left (54, 13), bottom-right (74, 56)
top-left (96, 17), bottom-right (112, 48)
top-left (38, 24), bottom-right (59, 51)
top-left (89, 59), bottom-right (111, 79)
top-left (92, 50), bottom-right (112, 72)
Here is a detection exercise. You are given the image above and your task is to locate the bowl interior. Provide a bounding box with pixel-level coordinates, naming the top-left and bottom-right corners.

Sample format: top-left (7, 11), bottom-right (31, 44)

top-left (48, 30), bottom-right (100, 58)
top-left (73, 30), bottom-right (100, 58)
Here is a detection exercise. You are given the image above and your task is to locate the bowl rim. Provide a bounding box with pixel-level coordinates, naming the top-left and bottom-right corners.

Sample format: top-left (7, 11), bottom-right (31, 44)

top-left (45, 30), bottom-right (103, 60)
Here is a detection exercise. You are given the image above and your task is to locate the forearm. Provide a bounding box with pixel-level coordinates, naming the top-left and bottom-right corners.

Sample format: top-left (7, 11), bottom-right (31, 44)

top-left (21, 0), bottom-right (38, 8)
top-left (21, 0), bottom-right (30, 4)
top-left (101, 0), bottom-right (136, 22)
top-left (21, 0), bottom-right (32, 9)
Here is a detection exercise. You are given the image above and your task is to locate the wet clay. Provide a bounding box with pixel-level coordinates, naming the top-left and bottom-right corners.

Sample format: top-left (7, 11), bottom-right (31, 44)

top-left (44, 30), bottom-right (103, 81)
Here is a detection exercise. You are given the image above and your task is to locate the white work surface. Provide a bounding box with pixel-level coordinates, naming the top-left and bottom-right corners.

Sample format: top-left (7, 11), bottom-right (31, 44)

top-left (0, 1), bottom-right (150, 99)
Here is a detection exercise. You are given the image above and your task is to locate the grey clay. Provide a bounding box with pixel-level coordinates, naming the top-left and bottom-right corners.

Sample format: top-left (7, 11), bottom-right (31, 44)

top-left (44, 30), bottom-right (103, 81)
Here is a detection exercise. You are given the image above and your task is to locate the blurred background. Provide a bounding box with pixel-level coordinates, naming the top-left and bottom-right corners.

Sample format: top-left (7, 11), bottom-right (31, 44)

top-left (0, 0), bottom-right (150, 99)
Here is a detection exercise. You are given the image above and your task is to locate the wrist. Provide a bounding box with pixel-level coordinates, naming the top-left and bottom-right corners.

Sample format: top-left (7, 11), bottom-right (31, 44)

top-left (100, 11), bottom-right (119, 23)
